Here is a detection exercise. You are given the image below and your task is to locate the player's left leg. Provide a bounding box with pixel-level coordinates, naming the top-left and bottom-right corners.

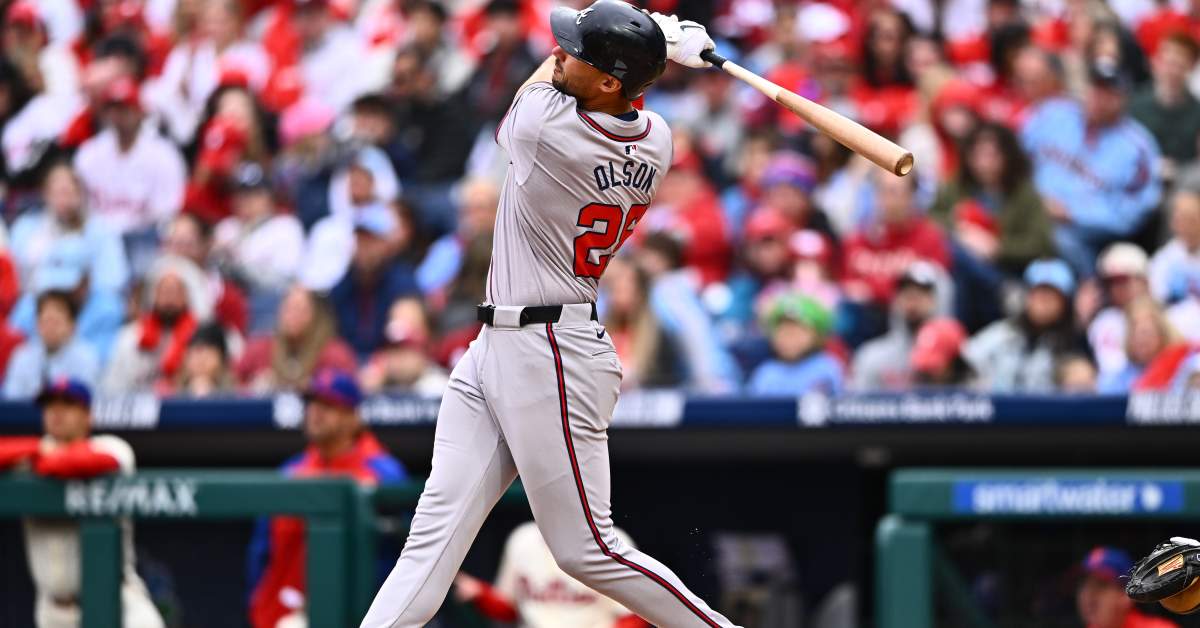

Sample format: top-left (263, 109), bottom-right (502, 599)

top-left (483, 320), bottom-right (739, 628)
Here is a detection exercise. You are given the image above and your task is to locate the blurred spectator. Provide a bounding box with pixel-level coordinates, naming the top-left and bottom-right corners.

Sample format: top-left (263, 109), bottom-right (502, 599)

top-left (3, 1), bottom-right (79, 97)
top-left (1149, 186), bottom-right (1200, 304)
top-left (416, 177), bottom-right (497, 330)
top-left (1077, 547), bottom-right (1176, 628)
top-left (964, 259), bottom-right (1088, 392)
top-left (757, 151), bottom-right (837, 249)
top-left (462, 0), bottom-right (540, 125)
top-left (453, 521), bottom-right (647, 628)
top-left (1129, 32), bottom-right (1200, 180)
top-left (911, 317), bottom-right (977, 388)
top-left (641, 145), bottom-right (732, 285)
top-left (1089, 243), bottom-right (1152, 381)
top-left (102, 256), bottom-right (211, 394)
top-left (746, 293), bottom-right (842, 396)
top-left (273, 98), bottom-right (337, 230)
top-left (237, 285), bottom-right (357, 393)
top-left (163, 213), bottom-right (248, 335)
top-left (330, 207), bottom-right (419, 361)
top-left (287, 0), bottom-right (380, 112)
top-left (52, 35), bottom-right (143, 153)
top-left (383, 0), bottom-right (473, 98)
top-left (0, 379), bottom-right (164, 628)
top-left (851, 262), bottom-right (944, 391)
top-left (634, 233), bottom-right (740, 393)
top-left (842, 172), bottom-right (950, 343)
top-left (168, 322), bottom-right (234, 398)
top-left (854, 8), bottom-right (918, 135)
top-left (1056, 353), bottom-right (1100, 394)
top-left (3, 291), bottom-right (99, 399)
top-left (213, 162), bottom-right (306, 332)
top-left (1021, 61), bottom-right (1162, 277)
top-left (1012, 44), bottom-right (1066, 110)
top-left (301, 146), bottom-right (403, 291)
top-left (931, 122), bottom-right (1056, 331)
top-left (600, 258), bottom-right (682, 389)
top-left (1172, 353), bottom-right (1200, 390)
top-left (0, 57), bottom-right (34, 186)
top-left (247, 369), bottom-right (405, 628)
top-left (1098, 296), bottom-right (1183, 392)
top-left (358, 297), bottom-right (448, 396)
top-left (143, 0), bottom-right (269, 144)
top-left (184, 85), bottom-right (273, 224)
top-left (8, 162), bottom-right (128, 361)
top-left (74, 76), bottom-right (187, 273)
top-left (1167, 271), bottom-right (1200, 342)
top-left (717, 209), bottom-right (795, 338)
top-left (348, 93), bottom-right (416, 180)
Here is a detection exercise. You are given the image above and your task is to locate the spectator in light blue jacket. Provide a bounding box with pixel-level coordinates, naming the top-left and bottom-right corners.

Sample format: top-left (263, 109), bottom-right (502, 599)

top-left (1021, 61), bottom-right (1162, 278)
top-left (747, 292), bottom-right (843, 396)
top-left (3, 291), bottom-right (100, 399)
top-left (7, 161), bottom-right (128, 362)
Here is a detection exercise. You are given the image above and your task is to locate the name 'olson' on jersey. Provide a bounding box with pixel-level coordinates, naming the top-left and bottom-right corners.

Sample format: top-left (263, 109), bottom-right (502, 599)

top-left (593, 159), bottom-right (657, 193)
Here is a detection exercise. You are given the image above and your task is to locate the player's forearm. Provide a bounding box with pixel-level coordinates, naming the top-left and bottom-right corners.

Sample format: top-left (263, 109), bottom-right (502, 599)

top-left (517, 56), bottom-right (556, 94)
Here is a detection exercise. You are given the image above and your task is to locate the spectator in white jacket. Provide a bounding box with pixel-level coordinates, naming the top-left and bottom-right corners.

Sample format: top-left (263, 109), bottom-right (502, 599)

top-left (1150, 186), bottom-right (1200, 304)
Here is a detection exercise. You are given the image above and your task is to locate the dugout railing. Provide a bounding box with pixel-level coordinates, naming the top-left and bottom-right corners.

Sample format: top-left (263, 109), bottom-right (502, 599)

top-left (875, 468), bottom-right (1200, 628)
top-left (0, 471), bottom-right (527, 628)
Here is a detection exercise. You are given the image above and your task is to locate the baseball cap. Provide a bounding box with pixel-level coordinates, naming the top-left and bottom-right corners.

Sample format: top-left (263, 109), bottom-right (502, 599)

top-left (383, 318), bottom-right (428, 349)
top-left (761, 152), bottom-right (817, 193)
top-left (354, 204), bottom-right (399, 238)
top-left (101, 76), bottom-right (141, 108)
top-left (303, 369), bottom-right (362, 409)
top-left (1023, 259), bottom-right (1076, 296)
top-left (910, 318), bottom-right (967, 374)
top-left (765, 293), bottom-right (834, 336)
top-left (897, 260), bottom-right (940, 292)
top-left (1082, 546), bottom-right (1134, 583)
top-left (232, 162), bottom-right (270, 192)
top-left (1098, 242), bottom-right (1149, 279)
top-left (789, 229), bottom-right (832, 264)
top-left (744, 209), bottom-right (792, 242)
top-left (35, 378), bottom-right (92, 408)
top-left (279, 99), bottom-right (335, 147)
top-left (6, 1), bottom-right (40, 28)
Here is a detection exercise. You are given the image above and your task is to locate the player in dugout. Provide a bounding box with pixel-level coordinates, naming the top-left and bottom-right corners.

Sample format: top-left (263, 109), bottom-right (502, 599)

top-left (453, 521), bottom-right (649, 628)
top-left (0, 378), bottom-right (164, 628)
top-left (1077, 546), bottom-right (1176, 628)
top-left (246, 368), bottom-right (407, 628)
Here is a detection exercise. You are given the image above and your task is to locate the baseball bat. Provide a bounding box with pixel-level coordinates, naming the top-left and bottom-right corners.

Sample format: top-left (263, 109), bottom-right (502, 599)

top-left (700, 50), bottom-right (915, 177)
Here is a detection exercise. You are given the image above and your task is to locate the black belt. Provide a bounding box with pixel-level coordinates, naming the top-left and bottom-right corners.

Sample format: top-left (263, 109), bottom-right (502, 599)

top-left (476, 303), bottom-right (598, 327)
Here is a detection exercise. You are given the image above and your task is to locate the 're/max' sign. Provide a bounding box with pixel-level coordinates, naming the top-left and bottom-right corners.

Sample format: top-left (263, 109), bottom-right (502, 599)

top-left (64, 477), bottom-right (198, 517)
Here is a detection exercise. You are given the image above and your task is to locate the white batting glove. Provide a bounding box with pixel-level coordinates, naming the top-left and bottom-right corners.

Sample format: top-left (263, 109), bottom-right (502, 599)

top-left (650, 12), bottom-right (714, 68)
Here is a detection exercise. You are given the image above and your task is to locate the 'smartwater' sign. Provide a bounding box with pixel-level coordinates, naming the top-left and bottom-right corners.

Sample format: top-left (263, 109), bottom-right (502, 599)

top-left (952, 479), bottom-right (1184, 515)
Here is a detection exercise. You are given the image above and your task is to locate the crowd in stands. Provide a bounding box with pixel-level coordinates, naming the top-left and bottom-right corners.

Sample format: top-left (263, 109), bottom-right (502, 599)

top-left (1, 0), bottom-right (1199, 400)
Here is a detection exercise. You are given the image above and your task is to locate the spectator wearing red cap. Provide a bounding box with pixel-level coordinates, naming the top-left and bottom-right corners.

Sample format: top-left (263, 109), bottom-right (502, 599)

top-left (1077, 547), bottom-right (1177, 628)
top-left (0, 378), bottom-right (165, 628)
top-left (358, 297), bottom-right (448, 396)
top-left (639, 140), bottom-right (732, 286)
top-left (247, 368), bottom-right (406, 628)
top-left (841, 171), bottom-right (950, 342)
top-left (73, 75), bottom-right (186, 266)
top-left (236, 286), bottom-right (357, 394)
top-left (144, 0), bottom-right (270, 144)
top-left (910, 317), bottom-right (977, 387)
top-left (930, 122), bottom-right (1056, 331)
top-left (2, 0), bottom-right (79, 97)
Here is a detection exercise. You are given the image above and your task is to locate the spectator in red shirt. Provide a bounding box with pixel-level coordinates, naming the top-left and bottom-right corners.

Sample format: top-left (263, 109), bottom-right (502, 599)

top-left (236, 285), bottom-right (357, 393)
top-left (842, 172), bottom-right (950, 343)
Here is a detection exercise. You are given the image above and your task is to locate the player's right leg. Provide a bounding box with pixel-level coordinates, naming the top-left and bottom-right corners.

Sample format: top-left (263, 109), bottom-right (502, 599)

top-left (360, 336), bottom-right (518, 628)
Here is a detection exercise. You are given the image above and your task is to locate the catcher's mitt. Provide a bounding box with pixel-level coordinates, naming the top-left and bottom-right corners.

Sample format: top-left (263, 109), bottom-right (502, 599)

top-left (1127, 537), bottom-right (1200, 614)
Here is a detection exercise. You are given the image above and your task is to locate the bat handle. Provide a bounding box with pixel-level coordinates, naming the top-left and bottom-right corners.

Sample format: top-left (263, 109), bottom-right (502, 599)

top-left (700, 49), bottom-right (728, 68)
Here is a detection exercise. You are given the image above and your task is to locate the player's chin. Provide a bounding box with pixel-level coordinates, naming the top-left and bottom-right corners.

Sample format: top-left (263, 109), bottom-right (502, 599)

top-left (551, 75), bottom-right (573, 97)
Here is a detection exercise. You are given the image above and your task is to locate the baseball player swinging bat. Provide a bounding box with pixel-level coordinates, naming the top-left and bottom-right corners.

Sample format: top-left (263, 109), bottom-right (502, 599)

top-left (698, 50), bottom-right (915, 177)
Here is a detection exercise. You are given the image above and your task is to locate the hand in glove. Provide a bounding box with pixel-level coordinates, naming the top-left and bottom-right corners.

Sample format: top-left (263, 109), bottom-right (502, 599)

top-left (650, 13), bottom-right (715, 68)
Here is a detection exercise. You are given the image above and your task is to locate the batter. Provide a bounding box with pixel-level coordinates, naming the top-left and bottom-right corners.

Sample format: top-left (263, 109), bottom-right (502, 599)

top-left (361, 2), bottom-right (737, 626)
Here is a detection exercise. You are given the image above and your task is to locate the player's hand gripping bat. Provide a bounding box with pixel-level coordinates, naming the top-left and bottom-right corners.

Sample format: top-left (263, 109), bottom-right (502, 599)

top-left (700, 50), bottom-right (915, 177)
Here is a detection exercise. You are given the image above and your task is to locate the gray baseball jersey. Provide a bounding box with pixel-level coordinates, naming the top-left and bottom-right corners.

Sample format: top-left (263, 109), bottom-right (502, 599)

top-left (486, 82), bottom-right (671, 307)
top-left (361, 82), bottom-right (738, 628)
